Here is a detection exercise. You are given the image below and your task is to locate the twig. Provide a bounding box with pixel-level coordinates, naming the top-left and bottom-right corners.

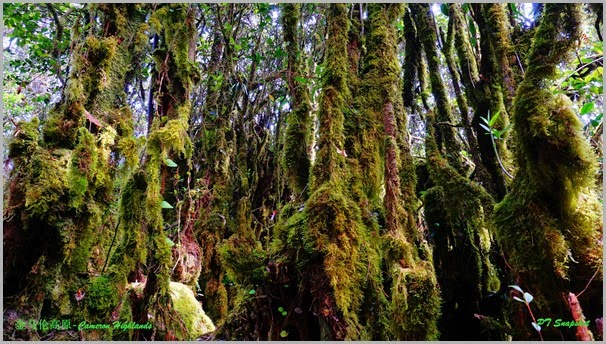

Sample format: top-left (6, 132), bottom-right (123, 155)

top-left (576, 267), bottom-right (599, 298)
top-left (436, 121), bottom-right (468, 128)
top-left (524, 301), bottom-right (544, 341)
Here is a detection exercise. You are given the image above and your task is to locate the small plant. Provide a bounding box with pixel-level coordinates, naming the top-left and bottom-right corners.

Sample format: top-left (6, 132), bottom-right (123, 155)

top-left (479, 110), bottom-right (512, 141)
top-left (509, 285), bottom-right (543, 341)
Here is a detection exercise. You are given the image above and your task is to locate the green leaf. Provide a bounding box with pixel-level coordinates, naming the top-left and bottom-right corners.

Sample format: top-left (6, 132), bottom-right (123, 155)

top-left (294, 76), bottom-right (307, 84)
top-left (468, 17), bottom-right (477, 38)
top-left (523, 292), bottom-right (534, 304)
top-left (479, 123), bottom-right (492, 134)
top-left (165, 158), bottom-right (178, 168)
top-left (470, 36), bottom-right (477, 49)
top-left (161, 201), bottom-right (173, 209)
top-left (489, 110), bottom-right (501, 127)
top-left (580, 102), bottom-right (595, 115)
top-left (278, 307), bottom-right (284, 312)
top-left (165, 237), bottom-right (175, 247)
top-left (281, 311), bottom-right (287, 316)
top-left (440, 4), bottom-right (449, 16)
top-left (248, 289), bottom-right (256, 295)
top-left (590, 113), bottom-right (603, 127)
top-left (280, 330), bottom-right (288, 338)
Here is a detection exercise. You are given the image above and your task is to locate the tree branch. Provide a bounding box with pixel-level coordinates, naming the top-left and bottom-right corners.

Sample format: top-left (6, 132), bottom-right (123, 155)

top-left (45, 3), bottom-right (65, 86)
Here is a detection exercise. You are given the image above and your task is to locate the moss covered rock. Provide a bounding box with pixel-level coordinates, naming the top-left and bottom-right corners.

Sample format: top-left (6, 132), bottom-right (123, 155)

top-left (169, 281), bottom-right (216, 339)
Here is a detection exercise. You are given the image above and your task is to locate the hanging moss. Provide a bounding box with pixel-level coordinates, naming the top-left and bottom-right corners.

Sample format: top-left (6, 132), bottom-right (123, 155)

top-left (389, 261), bottom-right (441, 340)
top-left (23, 148), bottom-right (71, 218)
top-left (493, 4), bottom-right (602, 339)
top-left (218, 236), bottom-right (267, 287)
top-left (423, 106), bottom-right (503, 339)
top-left (110, 170), bottom-right (148, 280)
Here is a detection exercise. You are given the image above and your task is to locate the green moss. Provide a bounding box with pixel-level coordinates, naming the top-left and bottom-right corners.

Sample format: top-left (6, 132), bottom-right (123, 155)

top-left (482, 4), bottom-right (516, 107)
top-left (493, 4), bottom-right (602, 338)
top-left (108, 171), bottom-right (148, 313)
top-left (68, 128), bottom-right (98, 207)
top-left (412, 4), bottom-right (465, 173)
top-left (169, 282), bottom-right (216, 339)
top-left (423, 109), bottom-right (502, 338)
top-left (305, 182), bottom-right (368, 338)
top-left (8, 117), bottom-right (40, 159)
top-left (281, 4), bottom-right (312, 197)
top-left (452, 4), bottom-right (479, 87)
top-left (390, 262), bottom-right (441, 340)
top-left (24, 148), bottom-right (71, 218)
top-left (310, 4), bottom-right (350, 190)
top-left (269, 204), bottom-right (315, 268)
top-left (219, 237), bottom-right (267, 287)
top-left (86, 275), bottom-right (119, 314)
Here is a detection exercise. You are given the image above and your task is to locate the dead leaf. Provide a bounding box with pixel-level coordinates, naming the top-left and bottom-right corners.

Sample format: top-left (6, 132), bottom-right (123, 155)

top-left (84, 109), bottom-right (102, 127)
top-left (336, 147), bottom-right (348, 158)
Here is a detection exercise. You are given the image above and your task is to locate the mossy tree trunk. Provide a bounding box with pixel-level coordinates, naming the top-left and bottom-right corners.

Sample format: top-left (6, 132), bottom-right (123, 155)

top-left (411, 3), bottom-right (506, 340)
top-left (449, 4), bottom-right (512, 199)
top-left (361, 4), bottom-right (441, 340)
top-left (108, 4), bottom-right (200, 340)
top-left (411, 4), bottom-right (466, 175)
top-left (281, 3), bottom-right (312, 199)
top-left (470, 3), bottom-right (512, 200)
top-left (4, 4), bottom-right (148, 340)
top-left (493, 4), bottom-right (602, 340)
top-left (191, 4), bottom-right (233, 326)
